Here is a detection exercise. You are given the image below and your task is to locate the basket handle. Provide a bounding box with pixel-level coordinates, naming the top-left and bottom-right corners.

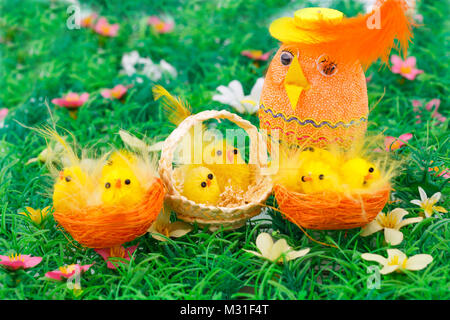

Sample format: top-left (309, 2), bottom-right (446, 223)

top-left (159, 109), bottom-right (269, 195)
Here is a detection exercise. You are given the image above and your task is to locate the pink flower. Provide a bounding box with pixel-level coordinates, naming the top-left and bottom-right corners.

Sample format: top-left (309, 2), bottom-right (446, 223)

top-left (52, 92), bottom-right (89, 108)
top-left (45, 263), bottom-right (93, 281)
top-left (241, 50), bottom-right (271, 61)
top-left (385, 133), bottom-right (413, 151)
top-left (0, 108), bottom-right (8, 128)
top-left (0, 253), bottom-right (42, 271)
top-left (94, 245), bottom-right (137, 270)
top-left (80, 13), bottom-right (98, 28)
top-left (100, 84), bottom-right (130, 100)
top-left (148, 16), bottom-right (174, 34)
top-left (94, 17), bottom-right (119, 37)
top-left (391, 55), bottom-right (424, 80)
top-left (412, 99), bottom-right (446, 125)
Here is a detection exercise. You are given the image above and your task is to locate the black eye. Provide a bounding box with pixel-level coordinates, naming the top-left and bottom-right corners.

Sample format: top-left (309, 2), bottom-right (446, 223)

top-left (233, 149), bottom-right (238, 155)
top-left (105, 182), bottom-right (111, 189)
top-left (216, 150), bottom-right (222, 156)
top-left (125, 179), bottom-right (131, 185)
top-left (303, 147), bottom-right (314, 152)
top-left (65, 176), bottom-right (72, 182)
top-left (207, 174), bottom-right (213, 180)
top-left (201, 182), bottom-right (207, 188)
top-left (107, 160), bottom-right (113, 166)
top-left (317, 54), bottom-right (338, 76)
top-left (369, 167), bottom-right (374, 173)
top-left (301, 176), bottom-right (306, 182)
top-left (319, 174), bottom-right (324, 180)
top-left (280, 51), bottom-right (294, 66)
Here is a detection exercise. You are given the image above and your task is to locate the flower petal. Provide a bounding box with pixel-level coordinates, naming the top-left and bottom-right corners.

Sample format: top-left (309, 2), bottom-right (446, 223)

top-left (380, 264), bottom-right (399, 274)
top-left (286, 248), bottom-right (310, 261)
top-left (418, 187), bottom-right (428, 202)
top-left (389, 208), bottom-right (409, 222)
top-left (169, 221), bottom-right (193, 238)
top-left (384, 228), bottom-right (403, 246)
top-left (255, 233), bottom-right (273, 258)
top-left (243, 249), bottom-right (263, 259)
top-left (396, 217), bottom-right (423, 229)
top-left (410, 199), bottom-right (422, 206)
top-left (387, 249), bottom-right (407, 261)
top-left (269, 239), bottom-right (290, 262)
top-left (360, 219), bottom-right (383, 236)
top-left (23, 256), bottom-right (42, 269)
top-left (405, 254), bottom-right (433, 271)
top-left (361, 253), bottom-right (387, 265)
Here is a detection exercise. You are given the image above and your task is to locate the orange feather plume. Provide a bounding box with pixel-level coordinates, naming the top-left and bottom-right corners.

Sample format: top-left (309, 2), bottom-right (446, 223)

top-left (301, 0), bottom-right (413, 68)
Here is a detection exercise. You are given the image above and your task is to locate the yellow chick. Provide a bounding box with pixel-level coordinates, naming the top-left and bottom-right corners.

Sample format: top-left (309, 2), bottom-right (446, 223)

top-left (180, 166), bottom-right (221, 205)
top-left (100, 164), bottom-right (145, 207)
top-left (203, 140), bottom-right (250, 192)
top-left (298, 160), bottom-right (341, 194)
top-left (299, 146), bottom-right (340, 169)
top-left (102, 150), bottom-right (136, 175)
top-left (272, 145), bottom-right (304, 192)
top-left (340, 157), bottom-right (381, 190)
top-left (53, 165), bottom-right (90, 212)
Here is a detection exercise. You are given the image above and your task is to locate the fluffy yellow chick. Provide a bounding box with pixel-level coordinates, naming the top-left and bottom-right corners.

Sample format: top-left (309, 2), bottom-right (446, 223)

top-left (340, 157), bottom-right (381, 190)
top-left (102, 150), bottom-right (136, 175)
top-left (272, 145), bottom-right (304, 192)
top-left (100, 162), bottom-right (145, 207)
top-left (203, 140), bottom-right (250, 192)
top-left (180, 166), bottom-right (221, 205)
top-left (299, 146), bottom-right (340, 169)
top-left (298, 160), bottom-right (341, 194)
top-left (53, 165), bottom-right (89, 212)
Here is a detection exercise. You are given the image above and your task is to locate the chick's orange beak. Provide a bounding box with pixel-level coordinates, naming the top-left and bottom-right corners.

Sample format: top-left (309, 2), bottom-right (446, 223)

top-left (303, 176), bottom-right (313, 182)
top-left (227, 149), bottom-right (235, 164)
top-left (206, 179), bottom-right (211, 187)
top-left (115, 179), bottom-right (122, 188)
top-left (364, 173), bottom-right (373, 181)
top-left (284, 56), bottom-right (310, 112)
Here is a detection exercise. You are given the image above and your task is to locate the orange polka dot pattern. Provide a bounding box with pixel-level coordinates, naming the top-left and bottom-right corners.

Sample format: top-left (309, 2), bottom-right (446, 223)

top-left (259, 45), bottom-right (368, 147)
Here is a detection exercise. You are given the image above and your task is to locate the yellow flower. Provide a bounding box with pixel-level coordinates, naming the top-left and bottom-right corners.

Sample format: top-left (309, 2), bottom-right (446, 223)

top-left (410, 187), bottom-right (447, 218)
top-left (19, 206), bottom-right (51, 225)
top-left (361, 208), bottom-right (423, 245)
top-left (147, 208), bottom-right (192, 242)
top-left (243, 232), bottom-right (310, 264)
top-left (361, 249), bottom-right (433, 275)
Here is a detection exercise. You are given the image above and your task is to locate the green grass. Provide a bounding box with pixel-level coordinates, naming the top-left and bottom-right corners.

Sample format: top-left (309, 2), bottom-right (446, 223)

top-left (0, 0), bottom-right (448, 300)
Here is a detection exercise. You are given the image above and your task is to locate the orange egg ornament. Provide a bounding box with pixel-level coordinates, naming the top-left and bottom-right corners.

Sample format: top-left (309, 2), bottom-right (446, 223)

top-left (259, 0), bottom-right (413, 147)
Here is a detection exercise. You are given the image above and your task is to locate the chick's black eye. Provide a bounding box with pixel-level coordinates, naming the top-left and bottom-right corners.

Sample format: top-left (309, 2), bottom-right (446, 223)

top-left (105, 182), bottom-right (111, 189)
top-left (319, 174), bottom-right (324, 180)
top-left (125, 179), bottom-right (131, 185)
top-left (233, 149), bottom-right (238, 155)
top-left (301, 176), bottom-right (306, 182)
top-left (65, 176), bottom-right (72, 182)
top-left (369, 167), bottom-right (374, 173)
top-left (207, 174), bottom-right (213, 180)
top-left (201, 182), bottom-right (207, 188)
top-left (216, 150), bottom-right (222, 156)
top-left (280, 51), bottom-right (294, 66)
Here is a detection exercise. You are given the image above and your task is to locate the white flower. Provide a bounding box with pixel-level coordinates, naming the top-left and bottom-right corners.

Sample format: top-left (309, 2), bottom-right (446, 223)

top-left (212, 78), bottom-right (264, 114)
top-left (361, 249), bottom-right (433, 275)
top-left (410, 187), bottom-right (447, 218)
top-left (243, 232), bottom-right (310, 264)
top-left (120, 51), bottom-right (177, 81)
top-left (360, 208), bottom-right (423, 245)
top-left (148, 209), bottom-right (192, 242)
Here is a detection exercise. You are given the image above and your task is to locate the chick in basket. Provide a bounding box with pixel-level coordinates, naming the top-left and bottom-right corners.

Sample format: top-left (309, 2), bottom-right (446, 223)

top-left (298, 160), bottom-right (341, 194)
top-left (340, 157), bottom-right (380, 189)
top-left (180, 166), bottom-right (221, 205)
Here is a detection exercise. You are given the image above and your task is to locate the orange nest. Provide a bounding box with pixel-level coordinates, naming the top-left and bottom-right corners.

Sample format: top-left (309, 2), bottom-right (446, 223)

top-left (273, 184), bottom-right (390, 230)
top-left (53, 178), bottom-right (165, 248)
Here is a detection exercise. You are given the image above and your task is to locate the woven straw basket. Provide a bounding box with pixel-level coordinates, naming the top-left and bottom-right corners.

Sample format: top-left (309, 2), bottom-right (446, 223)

top-left (273, 184), bottom-right (390, 230)
top-left (54, 178), bottom-right (165, 248)
top-left (159, 110), bottom-right (273, 230)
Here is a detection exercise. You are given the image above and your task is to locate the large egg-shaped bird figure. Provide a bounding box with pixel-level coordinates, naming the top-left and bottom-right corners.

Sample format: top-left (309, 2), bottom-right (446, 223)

top-left (259, 0), bottom-right (413, 147)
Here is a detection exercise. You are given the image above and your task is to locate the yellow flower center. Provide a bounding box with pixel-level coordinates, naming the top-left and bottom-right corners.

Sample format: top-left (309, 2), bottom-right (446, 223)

top-left (249, 50), bottom-right (263, 58)
top-left (154, 22), bottom-right (166, 31)
top-left (65, 94), bottom-right (79, 102)
top-left (109, 246), bottom-right (126, 258)
top-left (240, 99), bottom-right (257, 106)
top-left (377, 213), bottom-right (398, 229)
top-left (111, 87), bottom-right (123, 99)
top-left (59, 264), bottom-right (77, 275)
top-left (388, 255), bottom-right (408, 269)
top-left (400, 66), bottom-right (412, 74)
top-left (9, 253), bottom-right (24, 262)
top-left (100, 25), bottom-right (111, 34)
top-left (421, 199), bottom-right (437, 215)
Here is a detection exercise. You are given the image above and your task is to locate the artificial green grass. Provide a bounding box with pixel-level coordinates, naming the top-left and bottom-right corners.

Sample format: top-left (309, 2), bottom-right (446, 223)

top-left (0, 0), bottom-right (448, 300)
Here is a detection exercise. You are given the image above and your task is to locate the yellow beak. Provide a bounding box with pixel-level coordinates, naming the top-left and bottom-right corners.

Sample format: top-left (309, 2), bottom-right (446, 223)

top-left (284, 56), bottom-right (310, 112)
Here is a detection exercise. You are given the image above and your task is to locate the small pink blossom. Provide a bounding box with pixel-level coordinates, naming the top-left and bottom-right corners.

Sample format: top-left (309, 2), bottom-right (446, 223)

top-left (45, 263), bottom-right (93, 281)
top-left (412, 99), bottom-right (446, 125)
top-left (148, 16), bottom-right (174, 34)
top-left (385, 133), bottom-right (413, 151)
top-left (100, 84), bottom-right (131, 100)
top-left (428, 166), bottom-right (450, 179)
top-left (51, 92), bottom-right (89, 108)
top-left (0, 253), bottom-right (42, 271)
top-left (391, 55), bottom-right (424, 80)
top-left (94, 17), bottom-right (119, 37)
top-left (80, 13), bottom-right (98, 28)
top-left (0, 108), bottom-right (8, 128)
top-left (241, 50), bottom-right (271, 61)
top-left (94, 245), bottom-right (137, 269)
